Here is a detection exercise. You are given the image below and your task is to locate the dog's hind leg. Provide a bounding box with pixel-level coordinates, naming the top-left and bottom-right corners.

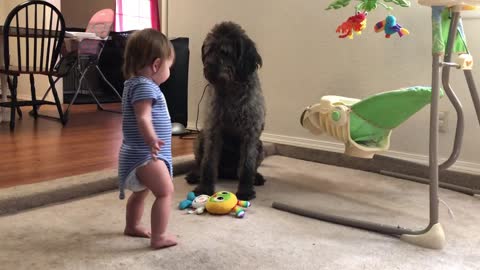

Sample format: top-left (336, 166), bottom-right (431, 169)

top-left (254, 173), bottom-right (265, 186)
top-left (193, 129), bottom-right (222, 196)
top-left (253, 140), bottom-right (266, 186)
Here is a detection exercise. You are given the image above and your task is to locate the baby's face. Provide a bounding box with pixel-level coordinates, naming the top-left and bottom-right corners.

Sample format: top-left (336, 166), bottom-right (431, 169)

top-left (152, 53), bottom-right (174, 85)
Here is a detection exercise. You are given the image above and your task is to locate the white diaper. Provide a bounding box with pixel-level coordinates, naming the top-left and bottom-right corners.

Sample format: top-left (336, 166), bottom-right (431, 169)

top-left (124, 160), bottom-right (153, 192)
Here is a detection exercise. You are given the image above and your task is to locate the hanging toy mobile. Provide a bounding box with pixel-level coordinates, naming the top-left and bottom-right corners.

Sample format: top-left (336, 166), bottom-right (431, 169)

top-left (374, 15), bottom-right (410, 38)
top-left (336, 12), bottom-right (368, 39)
top-left (327, 0), bottom-right (411, 39)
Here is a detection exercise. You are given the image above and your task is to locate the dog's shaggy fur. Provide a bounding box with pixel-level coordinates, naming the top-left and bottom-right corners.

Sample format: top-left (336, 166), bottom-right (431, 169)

top-left (185, 21), bottom-right (265, 200)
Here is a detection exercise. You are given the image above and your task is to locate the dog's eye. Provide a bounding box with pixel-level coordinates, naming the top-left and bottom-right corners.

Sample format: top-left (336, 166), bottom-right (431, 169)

top-left (219, 45), bottom-right (232, 56)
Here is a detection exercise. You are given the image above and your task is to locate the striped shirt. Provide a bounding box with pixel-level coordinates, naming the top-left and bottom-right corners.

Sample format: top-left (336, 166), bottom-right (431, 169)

top-left (118, 76), bottom-right (173, 199)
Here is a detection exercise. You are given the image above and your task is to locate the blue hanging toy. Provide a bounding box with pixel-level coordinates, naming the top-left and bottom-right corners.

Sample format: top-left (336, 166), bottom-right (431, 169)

top-left (374, 15), bottom-right (409, 38)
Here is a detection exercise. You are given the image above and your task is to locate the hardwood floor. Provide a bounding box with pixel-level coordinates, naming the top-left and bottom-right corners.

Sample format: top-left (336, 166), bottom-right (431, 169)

top-left (0, 104), bottom-right (195, 189)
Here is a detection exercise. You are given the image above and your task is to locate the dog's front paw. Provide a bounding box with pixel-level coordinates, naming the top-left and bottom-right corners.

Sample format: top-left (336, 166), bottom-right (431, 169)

top-left (193, 184), bottom-right (215, 196)
top-left (254, 173), bottom-right (266, 186)
top-left (236, 188), bottom-right (256, 201)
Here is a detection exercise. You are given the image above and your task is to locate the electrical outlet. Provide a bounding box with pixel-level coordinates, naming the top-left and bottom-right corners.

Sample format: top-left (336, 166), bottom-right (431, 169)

top-left (439, 111), bottom-right (449, 133)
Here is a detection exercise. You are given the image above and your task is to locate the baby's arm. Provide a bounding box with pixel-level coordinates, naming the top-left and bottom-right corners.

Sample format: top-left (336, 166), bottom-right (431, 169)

top-left (134, 100), bottom-right (164, 159)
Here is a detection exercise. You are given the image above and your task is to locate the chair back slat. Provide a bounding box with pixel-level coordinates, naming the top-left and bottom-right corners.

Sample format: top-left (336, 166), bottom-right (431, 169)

top-left (33, 3), bottom-right (38, 72)
top-left (45, 7), bottom-right (53, 72)
top-left (39, 3), bottom-right (46, 71)
top-left (2, 0), bottom-right (66, 74)
top-left (50, 17), bottom-right (61, 71)
top-left (25, 6), bottom-right (29, 72)
top-left (15, 14), bottom-right (22, 72)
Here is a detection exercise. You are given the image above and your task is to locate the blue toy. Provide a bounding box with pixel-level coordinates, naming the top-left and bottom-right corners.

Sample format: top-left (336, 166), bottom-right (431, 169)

top-left (179, 192), bottom-right (211, 214)
top-left (374, 15), bottom-right (409, 38)
top-left (179, 192), bottom-right (197, 209)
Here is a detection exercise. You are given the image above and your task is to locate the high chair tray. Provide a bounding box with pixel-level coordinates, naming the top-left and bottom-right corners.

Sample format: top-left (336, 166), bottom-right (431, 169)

top-left (65, 31), bottom-right (106, 41)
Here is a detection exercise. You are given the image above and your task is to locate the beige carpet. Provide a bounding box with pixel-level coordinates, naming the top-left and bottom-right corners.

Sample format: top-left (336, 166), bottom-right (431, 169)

top-left (0, 155), bottom-right (479, 270)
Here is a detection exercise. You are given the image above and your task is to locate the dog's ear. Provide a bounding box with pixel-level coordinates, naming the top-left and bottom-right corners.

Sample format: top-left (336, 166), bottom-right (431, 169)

top-left (238, 38), bottom-right (262, 80)
top-left (201, 42), bottom-right (208, 64)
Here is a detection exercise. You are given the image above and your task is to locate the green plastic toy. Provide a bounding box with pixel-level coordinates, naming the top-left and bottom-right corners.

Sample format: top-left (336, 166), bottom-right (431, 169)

top-left (349, 86), bottom-right (445, 146)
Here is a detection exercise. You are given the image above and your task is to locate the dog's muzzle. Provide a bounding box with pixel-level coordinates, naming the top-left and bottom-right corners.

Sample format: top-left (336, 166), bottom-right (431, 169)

top-left (204, 66), bottom-right (232, 85)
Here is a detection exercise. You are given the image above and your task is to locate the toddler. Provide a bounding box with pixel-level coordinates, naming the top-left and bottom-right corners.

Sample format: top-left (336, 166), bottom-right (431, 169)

top-left (118, 28), bottom-right (176, 249)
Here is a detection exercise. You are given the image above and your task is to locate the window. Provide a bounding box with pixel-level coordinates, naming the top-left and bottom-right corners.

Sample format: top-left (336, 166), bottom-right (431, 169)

top-left (115, 0), bottom-right (160, 32)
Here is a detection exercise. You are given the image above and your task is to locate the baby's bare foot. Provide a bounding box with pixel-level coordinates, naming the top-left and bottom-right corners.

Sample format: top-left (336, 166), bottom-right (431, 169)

top-left (124, 226), bottom-right (151, 238)
top-left (151, 234), bottom-right (177, 249)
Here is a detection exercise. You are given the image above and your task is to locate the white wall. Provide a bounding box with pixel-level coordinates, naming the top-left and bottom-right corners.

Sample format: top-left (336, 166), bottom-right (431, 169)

top-left (166, 0), bottom-right (480, 173)
top-left (1, 2), bottom-right (16, 21)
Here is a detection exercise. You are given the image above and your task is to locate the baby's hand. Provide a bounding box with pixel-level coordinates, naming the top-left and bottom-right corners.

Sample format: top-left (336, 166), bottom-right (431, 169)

top-left (149, 139), bottom-right (165, 160)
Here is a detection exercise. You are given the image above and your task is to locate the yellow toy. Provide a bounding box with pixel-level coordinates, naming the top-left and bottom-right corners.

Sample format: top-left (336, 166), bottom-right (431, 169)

top-left (205, 191), bottom-right (251, 218)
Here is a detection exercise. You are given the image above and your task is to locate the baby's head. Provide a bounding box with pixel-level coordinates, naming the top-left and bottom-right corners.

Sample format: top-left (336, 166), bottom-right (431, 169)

top-left (123, 28), bottom-right (175, 84)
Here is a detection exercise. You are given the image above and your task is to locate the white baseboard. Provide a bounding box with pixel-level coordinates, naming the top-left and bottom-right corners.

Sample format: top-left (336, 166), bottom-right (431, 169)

top-left (261, 132), bottom-right (480, 175)
top-left (187, 121), bottom-right (201, 131)
top-left (187, 122), bottom-right (480, 175)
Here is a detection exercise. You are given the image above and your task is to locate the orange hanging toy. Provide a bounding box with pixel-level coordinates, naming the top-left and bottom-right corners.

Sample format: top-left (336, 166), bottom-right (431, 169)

top-left (336, 12), bottom-right (367, 39)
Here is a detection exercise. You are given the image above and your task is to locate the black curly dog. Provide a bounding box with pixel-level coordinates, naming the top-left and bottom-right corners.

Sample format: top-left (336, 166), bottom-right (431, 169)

top-left (185, 21), bottom-right (266, 200)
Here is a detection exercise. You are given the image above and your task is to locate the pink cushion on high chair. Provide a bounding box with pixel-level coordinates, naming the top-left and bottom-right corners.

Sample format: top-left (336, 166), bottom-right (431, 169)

top-left (86, 9), bottom-right (115, 38)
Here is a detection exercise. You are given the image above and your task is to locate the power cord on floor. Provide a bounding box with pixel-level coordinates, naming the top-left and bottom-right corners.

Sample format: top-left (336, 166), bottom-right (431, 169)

top-left (439, 197), bottom-right (456, 221)
top-left (179, 84), bottom-right (209, 140)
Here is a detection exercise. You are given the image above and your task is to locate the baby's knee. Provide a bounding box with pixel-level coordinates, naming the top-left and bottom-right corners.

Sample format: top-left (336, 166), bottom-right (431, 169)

top-left (152, 181), bottom-right (174, 198)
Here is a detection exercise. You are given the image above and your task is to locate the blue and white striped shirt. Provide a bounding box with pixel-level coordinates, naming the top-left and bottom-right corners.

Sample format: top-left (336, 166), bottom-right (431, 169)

top-left (118, 76), bottom-right (173, 199)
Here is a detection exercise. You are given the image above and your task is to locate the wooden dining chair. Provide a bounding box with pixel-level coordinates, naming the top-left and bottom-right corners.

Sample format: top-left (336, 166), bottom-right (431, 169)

top-left (0, 0), bottom-right (66, 131)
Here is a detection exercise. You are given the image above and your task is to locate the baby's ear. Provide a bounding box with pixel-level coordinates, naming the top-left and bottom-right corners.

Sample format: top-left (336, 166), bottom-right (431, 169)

top-left (152, 58), bottom-right (162, 72)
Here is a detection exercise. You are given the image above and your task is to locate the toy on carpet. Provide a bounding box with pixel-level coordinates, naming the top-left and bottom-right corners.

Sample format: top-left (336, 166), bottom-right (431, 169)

top-left (179, 192), bottom-right (210, 214)
top-left (374, 15), bottom-right (409, 38)
top-left (205, 191), bottom-right (251, 218)
top-left (300, 86), bottom-right (445, 158)
top-left (327, 0), bottom-right (411, 39)
top-left (336, 12), bottom-right (367, 39)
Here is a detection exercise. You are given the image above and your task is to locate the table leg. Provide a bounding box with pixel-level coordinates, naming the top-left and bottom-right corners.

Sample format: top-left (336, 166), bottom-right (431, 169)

top-left (0, 36), bottom-right (8, 123)
top-left (0, 77), bottom-right (7, 123)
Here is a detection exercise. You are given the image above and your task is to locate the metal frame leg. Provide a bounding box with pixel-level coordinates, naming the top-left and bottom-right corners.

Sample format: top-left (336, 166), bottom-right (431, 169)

top-left (380, 10), bottom-right (479, 196)
top-left (273, 48), bottom-right (446, 248)
top-left (272, 8), bottom-right (472, 250)
top-left (95, 65), bottom-right (122, 100)
top-left (65, 62), bottom-right (121, 116)
top-left (439, 10), bottom-right (464, 171)
top-left (90, 65), bottom-right (121, 113)
top-left (85, 76), bottom-right (106, 111)
top-left (64, 65), bottom-right (92, 120)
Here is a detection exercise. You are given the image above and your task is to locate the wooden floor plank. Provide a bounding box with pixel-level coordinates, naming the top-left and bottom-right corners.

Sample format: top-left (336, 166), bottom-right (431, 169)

top-left (0, 104), bottom-right (195, 188)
